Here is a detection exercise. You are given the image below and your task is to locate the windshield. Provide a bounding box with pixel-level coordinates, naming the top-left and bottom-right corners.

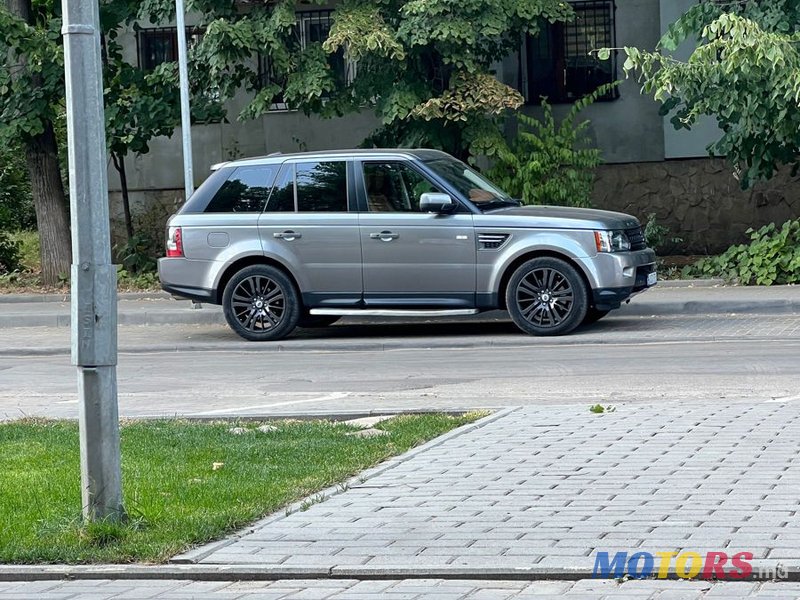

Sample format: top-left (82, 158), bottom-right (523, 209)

top-left (424, 157), bottom-right (517, 210)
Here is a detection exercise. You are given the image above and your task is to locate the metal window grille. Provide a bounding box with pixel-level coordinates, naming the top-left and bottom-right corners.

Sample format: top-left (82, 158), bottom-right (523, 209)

top-left (525, 0), bottom-right (617, 104)
top-left (257, 9), bottom-right (356, 111)
top-left (137, 26), bottom-right (204, 71)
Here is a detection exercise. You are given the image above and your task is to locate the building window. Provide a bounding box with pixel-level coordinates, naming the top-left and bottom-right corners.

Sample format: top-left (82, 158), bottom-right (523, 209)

top-left (137, 26), bottom-right (204, 71)
top-left (257, 10), bottom-right (356, 111)
top-left (524, 0), bottom-right (617, 104)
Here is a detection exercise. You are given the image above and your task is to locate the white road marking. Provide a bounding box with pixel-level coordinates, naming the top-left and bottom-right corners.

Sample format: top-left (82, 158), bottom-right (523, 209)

top-left (193, 391), bottom-right (350, 415)
top-left (55, 400), bottom-right (78, 404)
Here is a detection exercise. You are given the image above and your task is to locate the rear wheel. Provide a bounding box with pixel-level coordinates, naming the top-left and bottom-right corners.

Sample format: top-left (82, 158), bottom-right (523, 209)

top-left (506, 257), bottom-right (588, 336)
top-left (222, 264), bottom-right (299, 341)
top-left (582, 307), bottom-right (610, 325)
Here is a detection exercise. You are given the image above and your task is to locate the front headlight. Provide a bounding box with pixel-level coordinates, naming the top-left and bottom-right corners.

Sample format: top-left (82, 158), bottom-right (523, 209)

top-left (594, 230), bottom-right (631, 253)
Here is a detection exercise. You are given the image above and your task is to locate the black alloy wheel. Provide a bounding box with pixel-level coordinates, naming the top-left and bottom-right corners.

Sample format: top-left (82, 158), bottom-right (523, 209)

top-left (222, 264), bottom-right (300, 341)
top-left (506, 257), bottom-right (588, 336)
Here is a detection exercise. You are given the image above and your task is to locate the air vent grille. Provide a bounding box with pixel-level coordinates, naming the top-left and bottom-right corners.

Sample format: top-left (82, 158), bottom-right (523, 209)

top-left (478, 233), bottom-right (510, 250)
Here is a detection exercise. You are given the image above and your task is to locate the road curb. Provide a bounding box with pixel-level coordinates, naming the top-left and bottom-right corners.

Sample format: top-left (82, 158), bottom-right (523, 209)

top-left (0, 291), bottom-right (169, 304)
top-left (0, 561), bottom-right (796, 582)
top-left (0, 297), bottom-right (798, 330)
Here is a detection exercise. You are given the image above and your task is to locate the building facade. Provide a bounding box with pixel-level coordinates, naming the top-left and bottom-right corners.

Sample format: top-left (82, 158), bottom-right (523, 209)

top-left (109, 0), bottom-right (800, 254)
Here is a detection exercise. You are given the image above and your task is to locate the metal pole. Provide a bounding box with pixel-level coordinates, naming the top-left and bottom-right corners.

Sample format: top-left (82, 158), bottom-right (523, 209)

top-left (176, 0), bottom-right (194, 198)
top-left (62, 0), bottom-right (124, 521)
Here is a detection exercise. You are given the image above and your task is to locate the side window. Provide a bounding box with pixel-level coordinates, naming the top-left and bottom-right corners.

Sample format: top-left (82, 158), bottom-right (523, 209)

top-left (205, 166), bottom-right (278, 213)
top-left (296, 161), bottom-right (348, 212)
top-left (362, 162), bottom-right (441, 213)
top-left (265, 163), bottom-right (296, 212)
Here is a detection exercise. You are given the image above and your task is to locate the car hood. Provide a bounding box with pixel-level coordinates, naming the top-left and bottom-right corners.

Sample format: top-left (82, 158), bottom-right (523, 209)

top-left (474, 205), bottom-right (641, 230)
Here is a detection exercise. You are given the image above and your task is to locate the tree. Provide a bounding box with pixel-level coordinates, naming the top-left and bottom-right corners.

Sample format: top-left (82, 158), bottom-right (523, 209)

top-left (1, 0), bottom-right (71, 286)
top-left (102, 41), bottom-right (180, 242)
top-left (610, 0), bottom-right (800, 188)
top-left (1, 0), bottom-right (187, 283)
top-left (188, 0), bottom-right (574, 160)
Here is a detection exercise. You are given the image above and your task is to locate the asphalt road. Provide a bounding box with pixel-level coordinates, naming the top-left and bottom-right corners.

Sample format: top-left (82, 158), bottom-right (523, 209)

top-left (1, 312), bottom-right (799, 419)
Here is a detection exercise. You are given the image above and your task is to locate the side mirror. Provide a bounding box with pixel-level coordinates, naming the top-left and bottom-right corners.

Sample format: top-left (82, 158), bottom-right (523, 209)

top-left (419, 192), bottom-right (455, 213)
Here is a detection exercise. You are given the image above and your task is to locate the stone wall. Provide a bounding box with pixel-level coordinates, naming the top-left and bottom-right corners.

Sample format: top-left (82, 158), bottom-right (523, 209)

top-left (108, 189), bottom-right (184, 256)
top-left (592, 158), bottom-right (800, 255)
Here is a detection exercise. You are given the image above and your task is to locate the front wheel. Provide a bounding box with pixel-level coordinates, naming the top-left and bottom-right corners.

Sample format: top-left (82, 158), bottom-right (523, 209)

top-left (222, 264), bottom-right (300, 341)
top-left (506, 257), bottom-right (588, 336)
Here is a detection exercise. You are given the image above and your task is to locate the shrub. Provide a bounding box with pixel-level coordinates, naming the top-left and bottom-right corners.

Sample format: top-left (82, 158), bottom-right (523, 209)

top-left (684, 219), bottom-right (800, 285)
top-left (486, 83), bottom-right (617, 208)
top-left (643, 213), bottom-right (683, 255)
top-left (0, 144), bottom-right (36, 231)
top-left (0, 232), bottom-right (21, 275)
top-left (118, 233), bottom-right (159, 275)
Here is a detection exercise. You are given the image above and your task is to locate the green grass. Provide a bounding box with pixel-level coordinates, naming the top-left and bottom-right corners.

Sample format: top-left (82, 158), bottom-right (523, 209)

top-left (0, 414), bottom-right (483, 564)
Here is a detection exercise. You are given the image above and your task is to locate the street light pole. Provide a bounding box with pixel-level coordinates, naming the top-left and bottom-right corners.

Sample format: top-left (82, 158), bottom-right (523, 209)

top-left (62, 0), bottom-right (124, 521)
top-left (176, 0), bottom-right (194, 199)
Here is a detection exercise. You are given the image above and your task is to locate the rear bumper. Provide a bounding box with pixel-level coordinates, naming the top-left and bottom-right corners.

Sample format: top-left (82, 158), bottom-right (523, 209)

top-left (161, 282), bottom-right (215, 303)
top-left (158, 257), bottom-right (217, 303)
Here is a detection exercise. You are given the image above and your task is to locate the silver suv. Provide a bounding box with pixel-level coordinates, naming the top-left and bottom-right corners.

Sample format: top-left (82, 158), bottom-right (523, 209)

top-left (158, 149), bottom-right (656, 341)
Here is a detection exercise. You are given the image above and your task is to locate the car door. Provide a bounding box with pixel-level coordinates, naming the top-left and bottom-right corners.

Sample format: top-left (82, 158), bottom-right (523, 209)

top-left (357, 159), bottom-right (476, 307)
top-left (258, 160), bottom-right (362, 308)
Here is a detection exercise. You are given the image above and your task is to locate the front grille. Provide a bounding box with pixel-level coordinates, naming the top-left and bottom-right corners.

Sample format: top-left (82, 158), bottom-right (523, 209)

top-left (626, 227), bottom-right (647, 251)
top-left (478, 233), bottom-right (510, 250)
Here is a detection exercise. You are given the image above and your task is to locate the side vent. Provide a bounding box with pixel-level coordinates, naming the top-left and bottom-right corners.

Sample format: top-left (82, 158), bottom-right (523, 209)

top-left (478, 233), bottom-right (510, 250)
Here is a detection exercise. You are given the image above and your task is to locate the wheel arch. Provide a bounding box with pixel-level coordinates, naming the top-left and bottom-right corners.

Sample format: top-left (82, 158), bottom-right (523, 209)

top-left (496, 250), bottom-right (594, 311)
top-left (215, 255), bottom-right (302, 305)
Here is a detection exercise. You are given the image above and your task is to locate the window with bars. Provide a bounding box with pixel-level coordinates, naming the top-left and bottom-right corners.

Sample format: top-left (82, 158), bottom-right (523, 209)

top-left (137, 27), bottom-right (204, 71)
top-left (257, 10), bottom-right (356, 111)
top-left (524, 0), bottom-right (617, 104)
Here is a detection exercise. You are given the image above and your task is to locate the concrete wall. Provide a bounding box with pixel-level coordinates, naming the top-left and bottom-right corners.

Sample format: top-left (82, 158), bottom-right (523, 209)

top-left (659, 0), bottom-right (722, 159)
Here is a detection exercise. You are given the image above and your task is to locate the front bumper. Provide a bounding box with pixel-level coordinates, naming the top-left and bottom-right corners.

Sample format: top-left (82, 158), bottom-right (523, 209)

top-left (592, 263), bottom-right (658, 310)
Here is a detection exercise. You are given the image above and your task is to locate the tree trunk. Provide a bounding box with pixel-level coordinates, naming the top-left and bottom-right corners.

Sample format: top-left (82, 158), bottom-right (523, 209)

top-left (25, 123), bottom-right (72, 286)
top-left (111, 152), bottom-right (134, 241)
top-left (8, 0), bottom-right (72, 286)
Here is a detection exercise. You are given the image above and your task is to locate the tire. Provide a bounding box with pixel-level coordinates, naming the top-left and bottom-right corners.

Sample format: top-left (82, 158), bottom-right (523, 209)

top-left (505, 257), bottom-right (588, 336)
top-left (222, 264), bottom-right (300, 341)
top-left (297, 313), bottom-right (341, 328)
top-left (582, 307), bottom-right (610, 325)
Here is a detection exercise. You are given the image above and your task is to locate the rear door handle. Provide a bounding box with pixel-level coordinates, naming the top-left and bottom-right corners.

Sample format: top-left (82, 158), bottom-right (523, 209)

top-left (274, 230), bottom-right (301, 241)
top-left (369, 231), bottom-right (400, 241)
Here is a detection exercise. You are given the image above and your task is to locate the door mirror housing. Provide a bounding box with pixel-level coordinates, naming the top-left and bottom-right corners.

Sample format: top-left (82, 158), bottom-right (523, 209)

top-left (419, 192), bottom-right (455, 214)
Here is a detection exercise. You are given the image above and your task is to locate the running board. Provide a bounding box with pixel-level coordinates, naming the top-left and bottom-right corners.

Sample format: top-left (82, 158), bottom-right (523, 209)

top-left (309, 308), bottom-right (480, 318)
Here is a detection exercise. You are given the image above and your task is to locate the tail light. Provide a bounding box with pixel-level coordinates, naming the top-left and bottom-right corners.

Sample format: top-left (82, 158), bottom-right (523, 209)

top-left (166, 226), bottom-right (184, 257)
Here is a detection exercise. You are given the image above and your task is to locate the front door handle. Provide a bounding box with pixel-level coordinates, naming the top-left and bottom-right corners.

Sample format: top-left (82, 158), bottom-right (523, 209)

top-left (369, 231), bottom-right (400, 242)
top-left (274, 230), bottom-right (302, 241)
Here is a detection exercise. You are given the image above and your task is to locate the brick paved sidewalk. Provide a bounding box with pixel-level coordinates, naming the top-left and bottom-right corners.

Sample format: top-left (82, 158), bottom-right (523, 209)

top-left (2, 577), bottom-right (799, 599)
top-left (6, 401), bottom-right (800, 598)
top-left (179, 402), bottom-right (800, 576)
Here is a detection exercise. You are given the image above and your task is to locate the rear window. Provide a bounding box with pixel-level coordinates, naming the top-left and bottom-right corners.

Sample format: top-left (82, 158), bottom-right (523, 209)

top-left (204, 165), bottom-right (279, 213)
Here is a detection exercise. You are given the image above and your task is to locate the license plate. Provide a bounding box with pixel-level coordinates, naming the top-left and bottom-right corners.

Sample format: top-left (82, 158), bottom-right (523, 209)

top-left (647, 271), bottom-right (658, 286)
